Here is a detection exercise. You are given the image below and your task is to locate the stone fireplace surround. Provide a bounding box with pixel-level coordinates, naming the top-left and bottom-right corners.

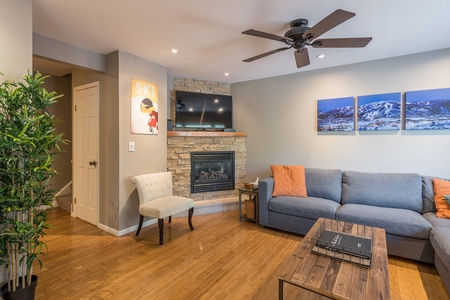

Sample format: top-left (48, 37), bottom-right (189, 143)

top-left (167, 131), bottom-right (246, 215)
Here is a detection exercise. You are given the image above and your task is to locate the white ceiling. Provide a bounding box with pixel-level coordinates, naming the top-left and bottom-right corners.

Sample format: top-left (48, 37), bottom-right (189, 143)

top-left (32, 0), bottom-right (450, 83)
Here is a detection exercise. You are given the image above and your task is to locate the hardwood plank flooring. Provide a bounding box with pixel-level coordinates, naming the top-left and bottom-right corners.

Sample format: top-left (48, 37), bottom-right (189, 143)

top-left (33, 208), bottom-right (449, 299)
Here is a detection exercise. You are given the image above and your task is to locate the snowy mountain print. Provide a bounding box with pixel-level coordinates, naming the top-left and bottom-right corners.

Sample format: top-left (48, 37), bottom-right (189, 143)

top-left (405, 88), bottom-right (450, 130)
top-left (357, 92), bottom-right (401, 131)
top-left (317, 97), bottom-right (354, 132)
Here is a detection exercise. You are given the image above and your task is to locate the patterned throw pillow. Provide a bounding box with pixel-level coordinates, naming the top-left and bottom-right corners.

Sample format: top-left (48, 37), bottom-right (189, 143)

top-left (270, 165), bottom-right (308, 197)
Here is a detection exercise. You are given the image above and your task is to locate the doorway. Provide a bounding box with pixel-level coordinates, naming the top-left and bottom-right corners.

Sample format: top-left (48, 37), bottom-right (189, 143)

top-left (73, 82), bottom-right (100, 225)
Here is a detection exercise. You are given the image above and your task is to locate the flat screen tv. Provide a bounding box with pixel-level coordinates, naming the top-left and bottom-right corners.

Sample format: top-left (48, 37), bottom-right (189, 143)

top-left (175, 90), bottom-right (232, 130)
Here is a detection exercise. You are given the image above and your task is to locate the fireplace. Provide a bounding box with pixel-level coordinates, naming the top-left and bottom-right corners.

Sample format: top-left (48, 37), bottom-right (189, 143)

top-left (191, 151), bottom-right (235, 193)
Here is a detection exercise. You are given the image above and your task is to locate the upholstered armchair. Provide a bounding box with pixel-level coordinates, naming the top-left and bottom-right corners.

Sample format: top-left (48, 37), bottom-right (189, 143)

top-left (131, 172), bottom-right (194, 245)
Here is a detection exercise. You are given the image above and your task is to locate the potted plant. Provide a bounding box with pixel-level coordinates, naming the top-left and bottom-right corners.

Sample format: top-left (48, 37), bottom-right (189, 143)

top-left (0, 72), bottom-right (67, 299)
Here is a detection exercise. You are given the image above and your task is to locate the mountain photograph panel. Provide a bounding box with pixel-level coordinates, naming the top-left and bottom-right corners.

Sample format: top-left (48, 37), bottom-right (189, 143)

top-left (357, 92), bottom-right (401, 131)
top-left (405, 88), bottom-right (450, 130)
top-left (317, 97), bottom-right (355, 132)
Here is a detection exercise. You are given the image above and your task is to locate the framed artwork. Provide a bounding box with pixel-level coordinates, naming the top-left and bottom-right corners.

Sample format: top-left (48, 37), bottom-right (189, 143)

top-left (357, 92), bottom-right (401, 131)
top-left (317, 97), bottom-right (355, 132)
top-left (131, 79), bottom-right (159, 134)
top-left (405, 88), bottom-right (450, 130)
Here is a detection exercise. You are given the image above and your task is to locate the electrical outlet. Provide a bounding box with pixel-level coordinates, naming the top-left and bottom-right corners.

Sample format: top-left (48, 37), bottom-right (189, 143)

top-left (128, 141), bottom-right (135, 152)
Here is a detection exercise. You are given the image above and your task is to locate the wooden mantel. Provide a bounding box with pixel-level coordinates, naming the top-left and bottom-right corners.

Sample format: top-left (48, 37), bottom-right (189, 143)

top-left (167, 131), bottom-right (247, 137)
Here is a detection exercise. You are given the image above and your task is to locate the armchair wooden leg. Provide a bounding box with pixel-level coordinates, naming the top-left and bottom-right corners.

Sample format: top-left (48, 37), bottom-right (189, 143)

top-left (169, 216), bottom-right (172, 223)
top-left (188, 207), bottom-right (194, 231)
top-left (158, 218), bottom-right (164, 245)
top-left (136, 215), bottom-right (144, 236)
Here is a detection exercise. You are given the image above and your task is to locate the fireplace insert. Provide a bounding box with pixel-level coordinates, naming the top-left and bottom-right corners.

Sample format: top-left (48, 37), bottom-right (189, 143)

top-left (191, 151), bottom-right (235, 193)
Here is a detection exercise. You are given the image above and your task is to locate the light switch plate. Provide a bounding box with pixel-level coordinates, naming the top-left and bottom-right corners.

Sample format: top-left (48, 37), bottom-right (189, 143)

top-left (128, 141), bottom-right (135, 152)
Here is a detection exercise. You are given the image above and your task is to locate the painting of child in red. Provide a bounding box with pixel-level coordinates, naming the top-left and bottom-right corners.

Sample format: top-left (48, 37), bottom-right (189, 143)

top-left (131, 79), bottom-right (158, 134)
top-left (140, 98), bottom-right (158, 134)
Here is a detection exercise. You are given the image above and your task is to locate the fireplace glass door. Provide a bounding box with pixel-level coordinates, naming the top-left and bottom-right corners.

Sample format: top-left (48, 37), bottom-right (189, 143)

top-left (191, 151), bottom-right (235, 193)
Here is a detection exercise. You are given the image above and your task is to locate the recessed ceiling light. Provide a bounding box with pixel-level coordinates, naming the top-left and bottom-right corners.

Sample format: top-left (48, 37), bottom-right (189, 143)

top-left (171, 49), bottom-right (179, 54)
top-left (224, 72), bottom-right (230, 76)
top-left (316, 54), bottom-right (325, 59)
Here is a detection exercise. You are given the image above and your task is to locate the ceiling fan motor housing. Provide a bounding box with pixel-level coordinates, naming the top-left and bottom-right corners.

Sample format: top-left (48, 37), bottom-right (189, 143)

top-left (284, 18), bottom-right (310, 48)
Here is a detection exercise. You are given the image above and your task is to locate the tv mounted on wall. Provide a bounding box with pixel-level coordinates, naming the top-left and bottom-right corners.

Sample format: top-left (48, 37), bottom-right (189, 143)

top-left (175, 90), bottom-right (232, 130)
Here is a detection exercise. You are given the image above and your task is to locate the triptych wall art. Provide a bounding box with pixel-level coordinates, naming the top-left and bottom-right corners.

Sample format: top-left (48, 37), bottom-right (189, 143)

top-left (317, 88), bottom-right (450, 132)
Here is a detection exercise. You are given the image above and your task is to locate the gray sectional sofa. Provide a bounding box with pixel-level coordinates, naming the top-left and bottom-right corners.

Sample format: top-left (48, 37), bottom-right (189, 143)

top-left (258, 168), bottom-right (450, 294)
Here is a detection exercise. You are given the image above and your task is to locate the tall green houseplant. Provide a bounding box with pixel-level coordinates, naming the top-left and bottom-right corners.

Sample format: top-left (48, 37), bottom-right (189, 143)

top-left (0, 72), bottom-right (66, 296)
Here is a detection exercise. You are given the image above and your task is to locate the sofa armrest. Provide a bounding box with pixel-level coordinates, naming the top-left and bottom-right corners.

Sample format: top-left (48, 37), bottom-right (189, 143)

top-left (258, 176), bottom-right (274, 226)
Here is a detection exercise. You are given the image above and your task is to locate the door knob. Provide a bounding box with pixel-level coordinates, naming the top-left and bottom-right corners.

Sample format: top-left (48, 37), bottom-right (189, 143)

top-left (89, 161), bottom-right (97, 167)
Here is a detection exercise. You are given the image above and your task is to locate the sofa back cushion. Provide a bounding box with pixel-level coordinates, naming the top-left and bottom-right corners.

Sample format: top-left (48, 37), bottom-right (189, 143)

top-left (342, 171), bottom-right (423, 213)
top-left (305, 168), bottom-right (342, 203)
top-left (422, 176), bottom-right (438, 213)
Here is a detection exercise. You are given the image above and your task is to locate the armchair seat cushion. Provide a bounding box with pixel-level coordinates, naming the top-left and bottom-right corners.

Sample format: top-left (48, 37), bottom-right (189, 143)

top-left (139, 196), bottom-right (194, 219)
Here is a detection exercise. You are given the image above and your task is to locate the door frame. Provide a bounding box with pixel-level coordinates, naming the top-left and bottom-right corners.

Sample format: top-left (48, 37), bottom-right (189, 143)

top-left (72, 81), bottom-right (100, 225)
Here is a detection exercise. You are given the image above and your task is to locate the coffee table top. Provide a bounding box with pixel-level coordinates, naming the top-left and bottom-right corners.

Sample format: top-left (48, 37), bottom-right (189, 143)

top-left (277, 218), bottom-right (390, 300)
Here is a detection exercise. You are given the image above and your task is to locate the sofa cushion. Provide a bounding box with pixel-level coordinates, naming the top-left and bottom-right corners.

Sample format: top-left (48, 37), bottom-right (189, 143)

top-left (342, 171), bottom-right (423, 213)
top-left (305, 168), bottom-right (342, 203)
top-left (423, 212), bottom-right (450, 228)
top-left (336, 204), bottom-right (432, 240)
top-left (433, 178), bottom-right (450, 219)
top-left (430, 226), bottom-right (450, 272)
top-left (422, 176), bottom-right (438, 213)
top-left (268, 196), bottom-right (340, 220)
top-left (271, 165), bottom-right (307, 197)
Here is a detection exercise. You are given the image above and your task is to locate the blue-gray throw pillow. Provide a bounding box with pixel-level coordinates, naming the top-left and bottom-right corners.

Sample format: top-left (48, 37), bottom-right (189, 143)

top-left (445, 195), bottom-right (450, 205)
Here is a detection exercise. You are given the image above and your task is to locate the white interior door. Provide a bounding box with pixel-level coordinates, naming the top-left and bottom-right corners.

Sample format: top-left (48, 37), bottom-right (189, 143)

top-left (73, 82), bottom-right (99, 225)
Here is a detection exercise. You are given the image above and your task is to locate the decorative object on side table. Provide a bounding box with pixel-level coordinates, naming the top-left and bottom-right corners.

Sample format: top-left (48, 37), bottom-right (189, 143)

top-left (238, 187), bottom-right (259, 224)
top-left (0, 72), bottom-right (68, 299)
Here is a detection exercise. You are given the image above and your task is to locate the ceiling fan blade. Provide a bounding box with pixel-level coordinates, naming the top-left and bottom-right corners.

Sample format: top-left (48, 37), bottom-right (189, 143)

top-left (312, 37), bottom-right (372, 48)
top-left (242, 29), bottom-right (292, 43)
top-left (302, 9), bottom-right (356, 41)
top-left (294, 48), bottom-right (310, 68)
top-left (243, 47), bottom-right (291, 62)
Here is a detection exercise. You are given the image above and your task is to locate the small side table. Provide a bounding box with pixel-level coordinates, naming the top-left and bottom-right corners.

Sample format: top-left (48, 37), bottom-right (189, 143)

top-left (238, 188), bottom-right (259, 224)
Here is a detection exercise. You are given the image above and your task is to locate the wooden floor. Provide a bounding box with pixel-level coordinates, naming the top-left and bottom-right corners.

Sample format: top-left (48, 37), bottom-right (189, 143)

top-left (34, 208), bottom-right (450, 300)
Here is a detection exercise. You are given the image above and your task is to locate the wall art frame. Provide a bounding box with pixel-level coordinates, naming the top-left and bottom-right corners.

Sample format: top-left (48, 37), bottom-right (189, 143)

top-left (405, 87), bottom-right (450, 130)
top-left (131, 79), bottom-right (159, 134)
top-left (357, 92), bottom-right (401, 131)
top-left (317, 97), bottom-right (355, 132)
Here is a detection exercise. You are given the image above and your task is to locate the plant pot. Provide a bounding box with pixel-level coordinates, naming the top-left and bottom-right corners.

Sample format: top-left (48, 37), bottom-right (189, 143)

top-left (0, 275), bottom-right (38, 300)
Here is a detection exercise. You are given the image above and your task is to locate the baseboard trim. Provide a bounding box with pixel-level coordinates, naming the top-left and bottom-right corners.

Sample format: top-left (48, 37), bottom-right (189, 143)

top-left (101, 219), bottom-right (158, 237)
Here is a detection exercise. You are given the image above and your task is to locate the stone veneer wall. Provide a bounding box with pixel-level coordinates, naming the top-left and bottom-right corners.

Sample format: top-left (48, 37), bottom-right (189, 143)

top-left (169, 78), bottom-right (244, 202)
top-left (167, 135), bottom-right (246, 201)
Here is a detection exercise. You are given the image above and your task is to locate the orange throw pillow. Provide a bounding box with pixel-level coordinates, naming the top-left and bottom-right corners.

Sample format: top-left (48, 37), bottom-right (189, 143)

top-left (270, 165), bottom-right (307, 197)
top-left (433, 178), bottom-right (450, 219)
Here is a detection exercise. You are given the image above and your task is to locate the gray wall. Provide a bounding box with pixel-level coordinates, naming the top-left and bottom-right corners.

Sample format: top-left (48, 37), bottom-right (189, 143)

top-left (0, 0), bottom-right (31, 81)
top-left (232, 49), bottom-right (450, 181)
top-left (42, 74), bottom-right (73, 193)
top-left (118, 51), bottom-right (168, 231)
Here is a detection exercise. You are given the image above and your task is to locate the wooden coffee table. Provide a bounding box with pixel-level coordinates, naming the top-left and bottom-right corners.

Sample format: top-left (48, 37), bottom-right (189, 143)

top-left (277, 218), bottom-right (390, 299)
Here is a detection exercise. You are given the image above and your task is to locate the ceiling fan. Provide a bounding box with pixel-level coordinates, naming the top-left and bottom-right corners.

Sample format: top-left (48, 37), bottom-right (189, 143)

top-left (242, 9), bottom-right (372, 68)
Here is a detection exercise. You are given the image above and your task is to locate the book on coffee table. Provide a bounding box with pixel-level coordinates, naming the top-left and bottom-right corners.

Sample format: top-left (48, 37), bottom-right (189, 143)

top-left (315, 229), bottom-right (372, 259)
top-left (311, 228), bottom-right (373, 267)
